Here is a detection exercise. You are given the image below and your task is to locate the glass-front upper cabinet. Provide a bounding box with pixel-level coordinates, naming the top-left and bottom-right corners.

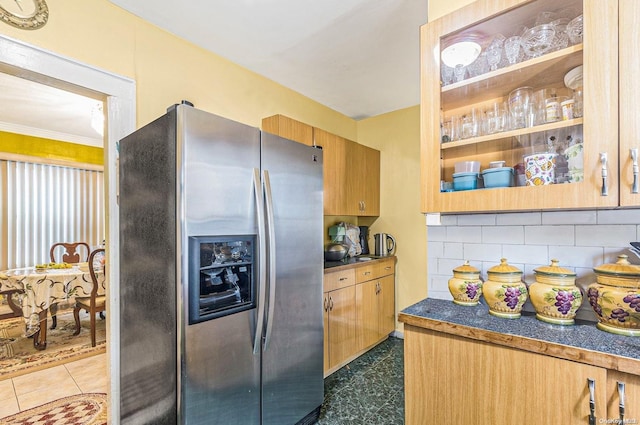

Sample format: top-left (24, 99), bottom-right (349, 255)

top-left (420, 0), bottom-right (621, 213)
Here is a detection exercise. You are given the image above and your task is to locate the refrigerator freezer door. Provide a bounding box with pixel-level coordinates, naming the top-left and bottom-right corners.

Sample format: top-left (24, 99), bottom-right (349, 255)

top-left (260, 133), bottom-right (324, 424)
top-left (180, 107), bottom-right (261, 425)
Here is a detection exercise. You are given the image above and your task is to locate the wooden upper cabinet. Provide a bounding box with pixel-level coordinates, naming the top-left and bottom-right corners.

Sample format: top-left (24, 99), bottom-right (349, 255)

top-left (345, 140), bottom-right (380, 216)
top-left (421, 0), bottom-right (621, 213)
top-left (262, 114), bottom-right (313, 146)
top-left (618, 0), bottom-right (640, 207)
top-left (314, 128), bottom-right (346, 215)
top-left (263, 114), bottom-right (381, 216)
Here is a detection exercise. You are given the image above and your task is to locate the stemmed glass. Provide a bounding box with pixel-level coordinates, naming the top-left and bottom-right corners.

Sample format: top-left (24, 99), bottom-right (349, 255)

top-left (486, 35), bottom-right (506, 71)
top-left (504, 36), bottom-right (522, 65)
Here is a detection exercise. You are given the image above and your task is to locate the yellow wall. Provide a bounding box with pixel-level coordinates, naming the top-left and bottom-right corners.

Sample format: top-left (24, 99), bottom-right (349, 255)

top-left (428, 0), bottom-right (476, 21)
top-left (0, 0), bottom-right (356, 139)
top-left (357, 106), bottom-right (427, 331)
top-left (0, 131), bottom-right (103, 165)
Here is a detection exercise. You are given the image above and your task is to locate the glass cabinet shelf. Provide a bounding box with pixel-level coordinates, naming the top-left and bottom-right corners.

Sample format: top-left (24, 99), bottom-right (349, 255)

top-left (442, 44), bottom-right (583, 111)
top-left (442, 118), bottom-right (583, 150)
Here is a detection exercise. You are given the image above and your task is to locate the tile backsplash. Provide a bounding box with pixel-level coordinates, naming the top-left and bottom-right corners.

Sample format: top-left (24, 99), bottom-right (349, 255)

top-left (427, 208), bottom-right (640, 322)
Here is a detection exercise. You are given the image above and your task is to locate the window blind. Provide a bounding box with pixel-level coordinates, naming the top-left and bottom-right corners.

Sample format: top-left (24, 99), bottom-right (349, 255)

top-left (0, 159), bottom-right (104, 270)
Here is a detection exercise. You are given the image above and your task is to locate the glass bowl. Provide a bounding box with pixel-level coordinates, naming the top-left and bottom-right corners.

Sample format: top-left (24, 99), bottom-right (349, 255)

top-left (566, 14), bottom-right (583, 45)
top-left (521, 24), bottom-right (556, 58)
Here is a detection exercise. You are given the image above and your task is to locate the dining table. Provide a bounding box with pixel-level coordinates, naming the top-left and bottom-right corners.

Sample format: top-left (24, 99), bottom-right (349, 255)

top-left (0, 265), bottom-right (105, 350)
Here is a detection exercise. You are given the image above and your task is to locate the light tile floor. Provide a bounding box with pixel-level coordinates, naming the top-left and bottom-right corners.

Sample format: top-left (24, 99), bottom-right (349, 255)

top-left (0, 353), bottom-right (107, 418)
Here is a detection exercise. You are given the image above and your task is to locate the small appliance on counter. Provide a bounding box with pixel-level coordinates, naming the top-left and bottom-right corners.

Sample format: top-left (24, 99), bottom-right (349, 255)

top-left (374, 233), bottom-right (396, 256)
top-left (359, 226), bottom-right (370, 255)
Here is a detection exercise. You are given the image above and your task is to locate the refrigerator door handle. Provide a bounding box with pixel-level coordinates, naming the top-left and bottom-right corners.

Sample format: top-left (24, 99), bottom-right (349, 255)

top-left (263, 169), bottom-right (277, 351)
top-left (253, 168), bottom-right (267, 355)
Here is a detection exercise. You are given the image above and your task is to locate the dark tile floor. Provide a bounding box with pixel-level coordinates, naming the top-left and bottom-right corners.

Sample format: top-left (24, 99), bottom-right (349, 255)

top-left (317, 337), bottom-right (404, 424)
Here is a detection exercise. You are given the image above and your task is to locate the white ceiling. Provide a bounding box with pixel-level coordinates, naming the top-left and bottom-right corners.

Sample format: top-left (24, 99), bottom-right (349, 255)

top-left (108, 0), bottom-right (428, 120)
top-left (0, 72), bottom-right (104, 147)
top-left (0, 0), bottom-right (427, 148)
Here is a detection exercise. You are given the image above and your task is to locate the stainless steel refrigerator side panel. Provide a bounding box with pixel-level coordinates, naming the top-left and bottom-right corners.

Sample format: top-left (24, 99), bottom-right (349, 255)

top-left (260, 133), bottom-right (324, 424)
top-left (179, 107), bottom-right (261, 425)
top-left (119, 110), bottom-right (178, 425)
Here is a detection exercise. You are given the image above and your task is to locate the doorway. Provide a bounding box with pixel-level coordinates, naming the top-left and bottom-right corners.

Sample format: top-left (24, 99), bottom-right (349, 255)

top-left (0, 33), bottom-right (135, 423)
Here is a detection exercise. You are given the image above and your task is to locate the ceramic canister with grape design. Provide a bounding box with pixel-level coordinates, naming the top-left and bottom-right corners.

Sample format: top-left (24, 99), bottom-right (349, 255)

top-left (448, 260), bottom-right (483, 306)
top-left (587, 255), bottom-right (640, 336)
top-left (482, 258), bottom-right (527, 318)
top-left (529, 259), bottom-right (582, 325)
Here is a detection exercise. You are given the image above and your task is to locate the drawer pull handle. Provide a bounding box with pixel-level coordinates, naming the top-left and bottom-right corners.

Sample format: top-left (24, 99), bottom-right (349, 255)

top-left (618, 381), bottom-right (626, 424)
top-left (631, 148), bottom-right (639, 194)
top-left (363, 271), bottom-right (371, 276)
top-left (323, 297), bottom-right (329, 312)
top-left (384, 266), bottom-right (391, 270)
top-left (600, 152), bottom-right (608, 196)
top-left (588, 378), bottom-right (596, 425)
top-left (339, 277), bottom-right (348, 281)
top-left (329, 296), bottom-right (334, 311)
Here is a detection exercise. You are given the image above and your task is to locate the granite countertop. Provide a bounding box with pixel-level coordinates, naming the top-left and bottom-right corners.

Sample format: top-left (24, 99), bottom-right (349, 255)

top-left (323, 255), bottom-right (393, 270)
top-left (399, 298), bottom-right (640, 375)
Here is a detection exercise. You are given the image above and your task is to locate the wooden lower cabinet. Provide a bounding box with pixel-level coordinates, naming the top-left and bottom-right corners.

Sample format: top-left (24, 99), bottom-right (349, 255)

top-left (324, 258), bottom-right (396, 376)
top-left (606, 371), bottom-right (640, 423)
top-left (404, 325), bottom-right (609, 425)
top-left (323, 285), bottom-right (356, 372)
top-left (356, 275), bottom-right (395, 351)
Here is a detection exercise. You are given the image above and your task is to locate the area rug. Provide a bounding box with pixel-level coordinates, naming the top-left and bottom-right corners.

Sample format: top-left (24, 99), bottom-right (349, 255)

top-left (0, 393), bottom-right (107, 425)
top-left (0, 309), bottom-right (105, 380)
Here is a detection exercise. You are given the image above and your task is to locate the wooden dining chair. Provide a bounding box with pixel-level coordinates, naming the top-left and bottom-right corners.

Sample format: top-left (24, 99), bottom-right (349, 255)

top-left (49, 242), bottom-right (91, 264)
top-left (72, 248), bottom-right (106, 347)
top-left (0, 288), bottom-right (24, 321)
top-left (49, 241), bottom-right (91, 329)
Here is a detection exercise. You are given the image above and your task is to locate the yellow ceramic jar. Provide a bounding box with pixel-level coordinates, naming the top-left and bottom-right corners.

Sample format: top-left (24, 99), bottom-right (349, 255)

top-left (482, 258), bottom-right (527, 318)
top-left (587, 255), bottom-right (640, 336)
top-left (448, 261), bottom-right (483, 306)
top-left (529, 259), bottom-right (581, 325)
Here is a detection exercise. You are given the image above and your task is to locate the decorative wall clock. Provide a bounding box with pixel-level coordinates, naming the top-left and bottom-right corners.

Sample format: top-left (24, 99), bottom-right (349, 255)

top-left (0, 0), bottom-right (48, 30)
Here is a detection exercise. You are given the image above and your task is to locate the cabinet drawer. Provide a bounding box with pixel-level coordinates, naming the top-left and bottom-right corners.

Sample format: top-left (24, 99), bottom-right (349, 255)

top-left (355, 258), bottom-right (395, 283)
top-left (324, 269), bottom-right (355, 292)
top-left (376, 258), bottom-right (395, 278)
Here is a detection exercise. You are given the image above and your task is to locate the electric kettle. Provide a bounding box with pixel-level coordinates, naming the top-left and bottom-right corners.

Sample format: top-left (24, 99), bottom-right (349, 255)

top-left (374, 233), bottom-right (396, 256)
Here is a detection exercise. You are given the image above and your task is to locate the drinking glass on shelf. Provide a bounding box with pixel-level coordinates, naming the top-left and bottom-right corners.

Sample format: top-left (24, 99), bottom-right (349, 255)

top-left (573, 87), bottom-right (584, 118)
top-left (441, 65), bottom-right (454, 86)
top-left (467, 51), bottom-right (488, 78)
top-left (461, 107), bottom-right (481, 139)
top-left (508, 87), bottom-right (533, 130)
top-left (453, 64), bottom-right (466, 83)
top-left (566, 14), bottom-right (583, 45)
top-left (550, 18), bottom-right (570, 51)
top-left (484, 102), bottom-right (508, 134)
top-left (486, 35), bottom-right (506, 71)
top-left (504, 36), bottom-right (522, 65)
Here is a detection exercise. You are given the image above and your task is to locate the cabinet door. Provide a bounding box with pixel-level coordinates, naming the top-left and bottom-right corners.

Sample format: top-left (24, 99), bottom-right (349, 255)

top-left (327, 285), bottom-right (356, 370)
top-left (378, 275), bottom-right (395, 337)
top-left (345, 141), bottom-right (381, 216)
top-left (261, 114), bottom-right (313, 146)
top-left (361, 145), bottom-right (380, 216)
top-left (420, 0), bottom-right (619, 213)
top-left (355, 280), bottom-right (379, 350)
top-left (619, 0), bottom-right (640, 206)
top-left (404, 326), bottom-right (608, 425)
top-left (606, 370), bottom-right (640, 423)
top-left (323, 294), bottom-right (330, 373)
top-left (315, 128), bottom-right (347, 214)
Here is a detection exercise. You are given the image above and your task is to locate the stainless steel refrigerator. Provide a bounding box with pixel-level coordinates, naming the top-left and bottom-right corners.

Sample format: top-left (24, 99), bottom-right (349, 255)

top-left (118, 104), bottom-right (324, 425)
